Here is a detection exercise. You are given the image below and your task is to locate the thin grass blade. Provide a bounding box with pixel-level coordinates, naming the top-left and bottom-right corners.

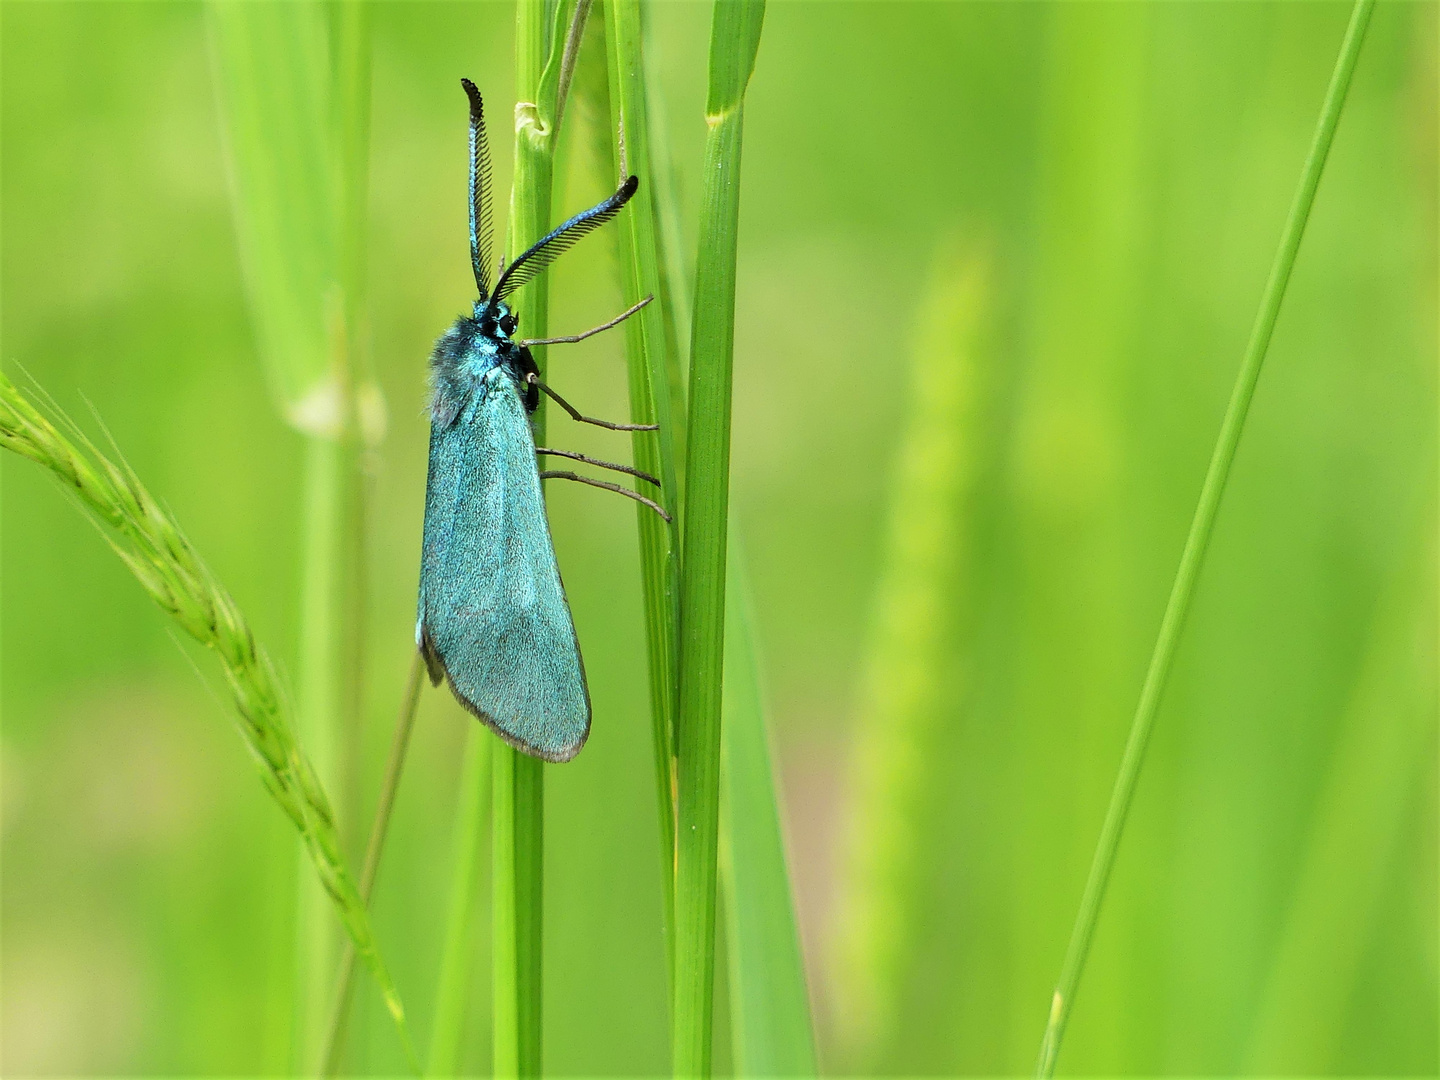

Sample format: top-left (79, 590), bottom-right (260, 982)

top-left (1035, 2), bottom-right (1376, 1072)
top-left (321, 653), bottom-right (425, 1075)
top-left (207, 1), bottom-right (335, 421)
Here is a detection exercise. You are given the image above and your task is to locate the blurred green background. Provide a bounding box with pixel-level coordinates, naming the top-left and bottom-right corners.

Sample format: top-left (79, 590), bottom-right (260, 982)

top-left (2, 1), bottom-right (1436, 1075)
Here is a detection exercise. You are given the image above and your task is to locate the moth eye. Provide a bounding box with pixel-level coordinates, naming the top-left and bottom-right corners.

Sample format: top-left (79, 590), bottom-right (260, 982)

top-left (499, 314), bottom-right (517, 336)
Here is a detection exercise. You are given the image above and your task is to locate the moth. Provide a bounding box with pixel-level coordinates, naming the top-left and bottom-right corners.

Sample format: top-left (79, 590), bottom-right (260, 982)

top-left (417, 79), bottom-right (665, 762)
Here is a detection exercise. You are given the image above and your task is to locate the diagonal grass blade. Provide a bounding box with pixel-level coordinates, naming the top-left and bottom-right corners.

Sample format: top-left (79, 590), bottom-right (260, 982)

top-left (1036, 2), bottom-right (1376, 1072)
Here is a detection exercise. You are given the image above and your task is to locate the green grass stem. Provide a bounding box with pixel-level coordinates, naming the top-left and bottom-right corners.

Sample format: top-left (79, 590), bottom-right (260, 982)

top-left (601, 14), bottom-right (811, 1067)
top-left (206, 2), bottom-right (335, 416)
top-left (330, 0), bottom-right (377, 883)
top-left (674, 2), bottom-right (764, 1074)
top-left (603, 0), bottom-right (685, 990)
top-left (1035, 2), bottom-right (1375, 1072)
top-left (494, 3), bottom-right (590, 1073)
top-left (0, 373), bottom-right (415, 1068)
top-left (294, 434), bottom-right (348, 1070)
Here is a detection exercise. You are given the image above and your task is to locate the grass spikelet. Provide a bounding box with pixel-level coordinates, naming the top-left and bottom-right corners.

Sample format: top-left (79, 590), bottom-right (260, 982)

top-left (830, 247), bottom-right (989, 1060)
top-left (0, 371), bottom-right (416, 1067)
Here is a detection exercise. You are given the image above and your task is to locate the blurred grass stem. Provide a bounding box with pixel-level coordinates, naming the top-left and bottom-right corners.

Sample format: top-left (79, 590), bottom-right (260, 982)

top-left (320, 652), bottom-right (426, 1075)
top-left (207, 4), bottom-right (376, 1067)
top-left (1035, 1), bottom-right (1375, 1073)
top-left (294, 434), bottom-right (349, 1071)
top-left (831, 248), bottom-right (988, 1060)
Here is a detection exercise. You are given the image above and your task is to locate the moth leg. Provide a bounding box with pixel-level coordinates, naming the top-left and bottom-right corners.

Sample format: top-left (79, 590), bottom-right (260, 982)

top-left (540, 470), bottom-right (671, 522)
top-left (516, 295), bottom-right (653, 347)
top-left (515, 346), bottom-right (542, 411)
top-left (528, 373), bottom-right (659, 432)
top-left (535, 447), bottom-right (660, 487)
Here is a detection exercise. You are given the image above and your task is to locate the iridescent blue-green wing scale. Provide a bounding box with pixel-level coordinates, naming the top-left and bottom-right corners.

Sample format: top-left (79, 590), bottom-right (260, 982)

top-left (417, 367), bottom-right (590, 762)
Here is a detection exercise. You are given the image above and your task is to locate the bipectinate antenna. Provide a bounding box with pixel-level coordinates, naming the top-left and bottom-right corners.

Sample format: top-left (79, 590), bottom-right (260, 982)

top-left (491, 176), bottom-right (639, 307)
top-left (461, 78), bottom-right (494, 300)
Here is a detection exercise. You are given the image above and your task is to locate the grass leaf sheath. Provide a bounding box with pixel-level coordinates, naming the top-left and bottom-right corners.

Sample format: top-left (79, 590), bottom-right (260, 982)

top-left (0, 372), bottom-right (415, 1064)
top-left (674, 1), bottom-right (765, 1074)
top-left (1035, 2), bottom-right (1375, 1073)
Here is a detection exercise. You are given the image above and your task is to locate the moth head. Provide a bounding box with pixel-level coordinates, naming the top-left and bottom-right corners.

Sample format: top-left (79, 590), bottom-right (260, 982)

top-left (471, 298), bottom-right (517, 339)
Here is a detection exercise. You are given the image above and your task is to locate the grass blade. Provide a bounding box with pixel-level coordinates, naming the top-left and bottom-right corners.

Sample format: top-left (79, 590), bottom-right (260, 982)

top-left (720, 531), bottom-right (816, 1076)
top-left (600, 15), bottom-right (812, 1068)
top-left (208, 10), bottom-right (342, 1064)
top-left (674, 2), bottom-right (765, 1073)
top-left (642, 50), bottom-right (693, 478)
top-left (1035, 2), bottom-right (1376, 1072)
top-left (603, 0), bottom-right (685, 988)
top-left (0, 374), bottom-right (415, 1068)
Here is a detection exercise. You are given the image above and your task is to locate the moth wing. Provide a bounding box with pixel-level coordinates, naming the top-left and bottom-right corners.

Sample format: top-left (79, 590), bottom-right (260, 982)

top-left (417, 370), bottom-right (590, 762)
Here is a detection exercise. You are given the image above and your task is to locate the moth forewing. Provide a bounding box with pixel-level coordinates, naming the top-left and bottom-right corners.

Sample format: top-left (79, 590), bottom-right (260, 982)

top-left (418, 363), bottom-right (590, 763)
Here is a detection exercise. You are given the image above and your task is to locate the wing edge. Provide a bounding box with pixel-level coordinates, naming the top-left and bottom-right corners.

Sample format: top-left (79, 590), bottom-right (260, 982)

top-left (415, 632), bottom-right (591, 764)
